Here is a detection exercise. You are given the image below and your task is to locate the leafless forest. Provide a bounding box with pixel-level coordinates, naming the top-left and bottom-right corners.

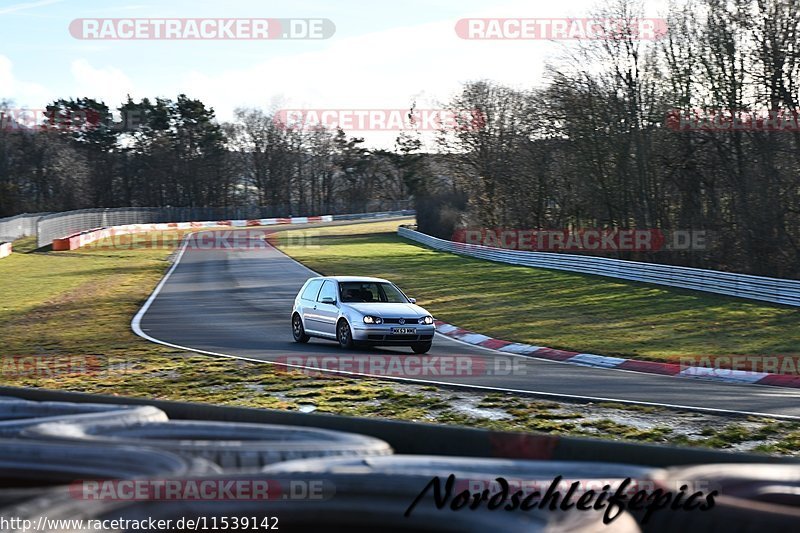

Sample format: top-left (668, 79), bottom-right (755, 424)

top-left (1, 0), bottom-right (798, 277)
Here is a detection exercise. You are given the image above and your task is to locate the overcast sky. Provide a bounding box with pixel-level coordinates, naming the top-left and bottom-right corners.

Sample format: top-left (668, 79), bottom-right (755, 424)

top-left (1, 0), bottom-right (669, 147)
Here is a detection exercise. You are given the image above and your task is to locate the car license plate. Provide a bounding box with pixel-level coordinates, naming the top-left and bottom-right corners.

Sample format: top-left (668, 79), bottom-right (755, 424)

top-left (391, 327), bottom-right (416, 335)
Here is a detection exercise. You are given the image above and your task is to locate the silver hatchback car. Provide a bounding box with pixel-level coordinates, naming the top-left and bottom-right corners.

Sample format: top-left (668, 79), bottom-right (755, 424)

top-left (291, 276), bottom-right (436, 354)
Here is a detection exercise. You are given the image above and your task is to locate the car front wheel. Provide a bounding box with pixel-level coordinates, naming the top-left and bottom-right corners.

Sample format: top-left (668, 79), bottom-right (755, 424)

top-left (337, 319), bottom-right (355, 349)
top-left (411, 342), bottom-right (432, 354)
top-left (292, 314), bottom-right (310, 343)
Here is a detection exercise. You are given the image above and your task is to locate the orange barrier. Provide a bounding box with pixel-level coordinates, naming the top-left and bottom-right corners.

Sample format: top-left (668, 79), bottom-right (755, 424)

top-left (52, 228), bottom-right (121, 251)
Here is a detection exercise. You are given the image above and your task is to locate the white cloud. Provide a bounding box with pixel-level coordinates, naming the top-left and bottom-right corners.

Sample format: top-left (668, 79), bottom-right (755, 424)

top-left (179, 15), bottom-right (565, 147)
top-left (176, 0), bottom-right (643, 147)
top-left (0, 55), bottom-right (52, 107)
top-left (184, 19), bottom-right (549, 115)
top-left (0, 55), bottom-right (136, 111)
top-left (0, 0), bottom-right (671, 146)
top-left (70, 59), bottom-right (135, 103)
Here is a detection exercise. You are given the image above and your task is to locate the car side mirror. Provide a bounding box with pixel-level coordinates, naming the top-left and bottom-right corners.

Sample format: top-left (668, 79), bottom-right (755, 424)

top-left (321, 296), bottom-right (336, 305)
top-left (408, 298), bottom-right (417, 304)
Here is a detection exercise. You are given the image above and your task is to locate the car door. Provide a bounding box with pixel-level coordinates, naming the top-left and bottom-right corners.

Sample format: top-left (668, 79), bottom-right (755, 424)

top-left (299, 279), bottom-right (324, 335)
top-left (313, 280), bottom-right (339, 337)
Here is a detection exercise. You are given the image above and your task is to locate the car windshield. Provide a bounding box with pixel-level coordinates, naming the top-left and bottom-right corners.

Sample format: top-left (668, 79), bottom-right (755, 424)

top-left (339, 282), bottom-right (409, 303)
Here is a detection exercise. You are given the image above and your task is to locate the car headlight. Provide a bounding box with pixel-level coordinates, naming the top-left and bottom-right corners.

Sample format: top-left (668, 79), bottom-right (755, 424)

top-left (363, 316), bottom-right (383, 324)
top-left (418, 315), bottom-right (434, 325)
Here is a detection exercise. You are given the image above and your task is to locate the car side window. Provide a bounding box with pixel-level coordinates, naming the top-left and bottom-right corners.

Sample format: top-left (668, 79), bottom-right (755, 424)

top-left (317, 280), bottom-right (337, 303)
top-left (301, 279), bottom-right (323, 301)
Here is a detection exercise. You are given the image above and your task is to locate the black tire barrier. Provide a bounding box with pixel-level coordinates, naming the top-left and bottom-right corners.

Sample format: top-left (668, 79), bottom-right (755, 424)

top-left (0, 399), bottom-right (167, 437)
top-left (3, 472), bottom-right (642, 533)
top-left (2, 390), bottom-right (796, 530)
top-left (5, 386), bottom-right (798, 469)
top-left (23, 420), bottom-right (394, 469)
top-left (263, 455), bottom-right (664, 530)
top-left (644, 464), bottom-right (800, 532)
top-left (261, 454), bottom-right (661, 480)
top-left (0, 439), bottom-right (217, 509)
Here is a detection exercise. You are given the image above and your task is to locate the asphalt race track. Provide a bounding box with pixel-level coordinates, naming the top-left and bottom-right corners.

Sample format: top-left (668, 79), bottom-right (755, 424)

top-left (133, 228), bottom-right (800, 419)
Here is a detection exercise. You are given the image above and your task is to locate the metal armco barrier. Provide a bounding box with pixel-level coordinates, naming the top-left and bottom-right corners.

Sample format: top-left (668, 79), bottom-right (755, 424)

top-left (37, 202), bottom-right (413, 247)
top-left (0, 211), bottom-right (50, 243)
top-left (332, 209), bottom-right (416, 221)
top-left (45, 211), bottom-right (415, 250)
top-left (50, 216), bottom-right (335, 251)
top-left (398, 227), bottom-right (800, 307)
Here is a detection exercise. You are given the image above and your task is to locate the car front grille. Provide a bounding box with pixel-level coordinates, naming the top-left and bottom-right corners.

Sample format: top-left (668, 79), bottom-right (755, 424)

top-left (383, 317), bottom-right (420, 324)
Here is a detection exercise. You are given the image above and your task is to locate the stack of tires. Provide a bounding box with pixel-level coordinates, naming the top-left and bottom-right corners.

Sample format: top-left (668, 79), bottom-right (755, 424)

top-left (5, 395), bottom-right (800, 531)
top-left (0, 398), bottom-right (199, 509)
top-left (21, 418), bottom-right (394, 469)
top-left (0, 440), bottom-right (216, 507)
top-left (4, 449), bottom-right (648, 531)
top-left (0, 396), bottom-right (655, 532)
top-left (0, 397), bottom-right (167, 436)
top-left (644, 464), bottom-right (800, 532)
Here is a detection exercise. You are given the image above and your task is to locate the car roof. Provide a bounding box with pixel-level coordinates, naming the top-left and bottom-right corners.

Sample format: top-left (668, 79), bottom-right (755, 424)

top-left (312, 276), bottom-right (391, 283)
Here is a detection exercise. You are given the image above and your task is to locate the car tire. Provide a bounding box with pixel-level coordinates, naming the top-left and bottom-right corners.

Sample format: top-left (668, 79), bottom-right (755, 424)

top-left (291, 313), bottom-right (309, 343)
top-left (22, 420), bottom-right (393, 470)
top-left (262, 454), bottom-right (660, 480)
top-left (643, 463), bottom-right (800, 532)
top-left (0, 399), bottom-right (167, 437)
top-left (337, 319), bottom-right (354, 349)
top-left (411, 342), bottom-right (432, 354)
top-left (0, 439), bottom-right (216, 509)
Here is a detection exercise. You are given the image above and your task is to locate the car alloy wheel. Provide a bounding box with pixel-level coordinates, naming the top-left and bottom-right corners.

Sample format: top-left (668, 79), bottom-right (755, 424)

top-left (338, 320), bottom-right (354, 349)
top-left (292, 314), bottom-right (309, 343)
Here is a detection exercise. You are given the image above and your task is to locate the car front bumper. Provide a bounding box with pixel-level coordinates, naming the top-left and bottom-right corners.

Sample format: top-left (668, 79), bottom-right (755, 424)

top-left (352, 324), bottom-right (436, 344)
